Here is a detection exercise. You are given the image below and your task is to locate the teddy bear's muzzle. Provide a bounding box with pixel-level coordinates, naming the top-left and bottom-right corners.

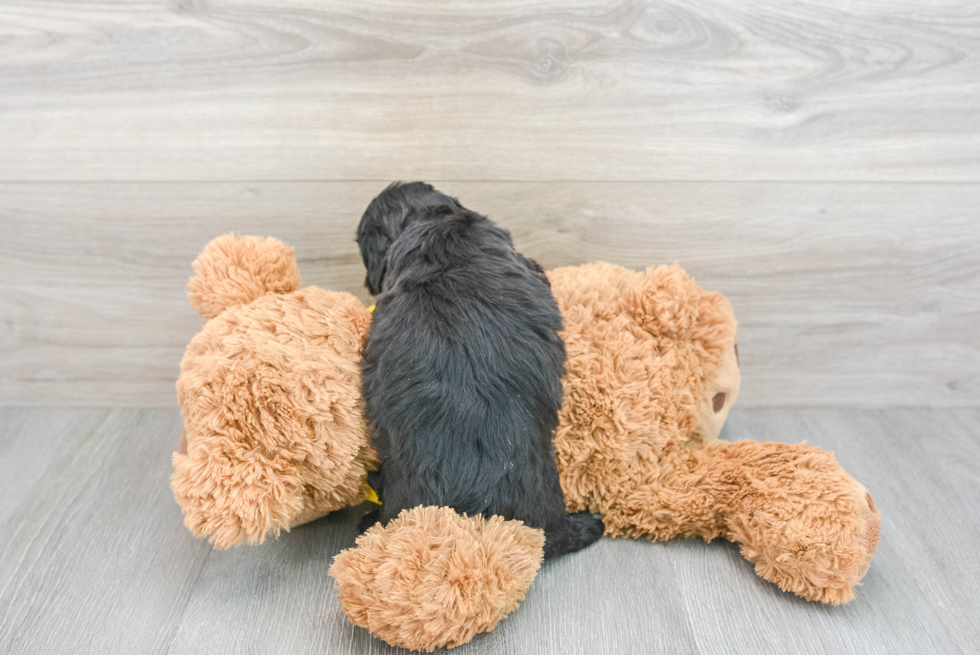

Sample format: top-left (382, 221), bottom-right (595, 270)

top-left (856, 487), bottom-right (881, 580)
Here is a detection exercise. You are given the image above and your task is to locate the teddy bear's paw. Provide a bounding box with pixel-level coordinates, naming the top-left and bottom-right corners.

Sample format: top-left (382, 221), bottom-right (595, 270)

top-left (171, 436), bottom-right (305, 549)
top-left (187, 233), bottom-right (301, 319)
top-left (728, 452), bottom-right (881, 605)
top-left (330, 506), bottom-right (545, 651)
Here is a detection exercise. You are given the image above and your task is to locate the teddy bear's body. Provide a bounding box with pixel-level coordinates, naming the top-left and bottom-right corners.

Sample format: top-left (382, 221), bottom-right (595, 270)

top-left (173, 234), bottom-right (880, 652)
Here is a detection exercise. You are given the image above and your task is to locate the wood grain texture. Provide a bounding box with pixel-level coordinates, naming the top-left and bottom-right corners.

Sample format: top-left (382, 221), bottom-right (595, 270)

top-left (1, 1), bottom-right (979, 182)
top-left (0, 408), bottom-right (212, 655)
top-left (1, 407), bottom-right (977, 654)
top-left (2, 181), bottom-right (977, 407)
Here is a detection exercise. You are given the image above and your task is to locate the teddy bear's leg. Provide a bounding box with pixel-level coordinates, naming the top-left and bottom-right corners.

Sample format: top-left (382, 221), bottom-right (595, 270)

top-left (330, 506), bottom-right (545, 652)
top-left (606, 440), bottom-right (880, 604)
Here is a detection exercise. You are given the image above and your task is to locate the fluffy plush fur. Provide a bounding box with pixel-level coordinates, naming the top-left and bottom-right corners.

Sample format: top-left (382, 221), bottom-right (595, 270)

top-left (356, 183), bottom-right (604, 559)
top-left (330, 505), bottom-right (544, 652)
top-left (172, 234), bottom-right (377, 548)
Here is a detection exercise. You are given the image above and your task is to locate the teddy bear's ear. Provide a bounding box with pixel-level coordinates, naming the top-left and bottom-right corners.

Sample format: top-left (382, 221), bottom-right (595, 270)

top-left (186, 233), bottom-right (301, 319)
top-left (623, 264), bottom-right (702, 337)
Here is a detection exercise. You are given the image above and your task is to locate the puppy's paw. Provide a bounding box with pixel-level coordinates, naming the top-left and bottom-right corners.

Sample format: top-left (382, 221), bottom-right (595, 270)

top-left (570, 511), bottom-right (606, 546)
top-left (357, 508), bottom-right (381, 535)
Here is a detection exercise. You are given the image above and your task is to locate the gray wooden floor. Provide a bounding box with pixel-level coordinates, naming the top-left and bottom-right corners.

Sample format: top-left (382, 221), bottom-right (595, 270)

top-left (1, 407), bottom-right (977, 655)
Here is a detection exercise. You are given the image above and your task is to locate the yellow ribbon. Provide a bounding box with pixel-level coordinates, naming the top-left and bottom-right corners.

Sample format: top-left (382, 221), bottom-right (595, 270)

top-left (364, 304), bottom-right (378, 504)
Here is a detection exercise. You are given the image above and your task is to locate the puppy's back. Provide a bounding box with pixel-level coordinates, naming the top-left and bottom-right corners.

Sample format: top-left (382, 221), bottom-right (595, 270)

top-left (362, 211), bottom-right (566, 523)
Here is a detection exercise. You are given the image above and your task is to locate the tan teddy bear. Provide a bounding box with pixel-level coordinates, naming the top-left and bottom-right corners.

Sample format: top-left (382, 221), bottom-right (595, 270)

top-left (173, 234), bottom-right (880, 652)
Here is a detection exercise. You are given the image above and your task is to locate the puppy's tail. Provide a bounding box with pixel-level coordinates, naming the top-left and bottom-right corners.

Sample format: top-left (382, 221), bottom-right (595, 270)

top-left (330, 506), bottom-right (544, 651)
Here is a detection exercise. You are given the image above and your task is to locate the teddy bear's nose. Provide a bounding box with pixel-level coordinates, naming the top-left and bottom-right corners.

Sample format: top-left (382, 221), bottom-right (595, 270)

top-left (713, 392), bottom-right (727, 413)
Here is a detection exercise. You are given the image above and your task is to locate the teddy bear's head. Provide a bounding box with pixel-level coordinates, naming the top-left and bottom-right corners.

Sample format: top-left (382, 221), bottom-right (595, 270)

top-left (172, 234), bottom-right (376, 549)
top-left (547, 262), bottom-right (740, 520)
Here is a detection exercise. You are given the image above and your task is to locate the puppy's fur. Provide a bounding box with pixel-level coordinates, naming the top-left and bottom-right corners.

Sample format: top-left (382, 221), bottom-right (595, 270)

top-left (356, 182), bottom-right (604, 559)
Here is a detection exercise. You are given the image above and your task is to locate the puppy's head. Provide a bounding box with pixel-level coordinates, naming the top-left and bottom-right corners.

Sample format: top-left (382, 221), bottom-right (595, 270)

top-left (357, 182), bottom-right (459, 295)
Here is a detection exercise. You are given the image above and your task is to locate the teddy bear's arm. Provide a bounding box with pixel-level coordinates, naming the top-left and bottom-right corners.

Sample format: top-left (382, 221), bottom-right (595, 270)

top-left (611, 440), bottom-right (880, 604)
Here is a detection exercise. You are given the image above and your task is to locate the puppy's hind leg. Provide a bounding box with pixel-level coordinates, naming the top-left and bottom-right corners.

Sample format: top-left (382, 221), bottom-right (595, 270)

top-left (357, 469), bottom-right (385, 534)
top-left (542, 511), bottom-right (605, 559)
top-left (357, 508), bottom-right (382, 534)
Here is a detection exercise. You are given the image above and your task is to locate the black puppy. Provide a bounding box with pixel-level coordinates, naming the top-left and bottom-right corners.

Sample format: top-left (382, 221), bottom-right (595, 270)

top-left (356, 182), bottom-right (604, 559)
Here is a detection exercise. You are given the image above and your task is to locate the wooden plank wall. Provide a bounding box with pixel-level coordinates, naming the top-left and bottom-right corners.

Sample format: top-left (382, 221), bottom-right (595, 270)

top-left (1, 0), bottom-right (978, 407)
